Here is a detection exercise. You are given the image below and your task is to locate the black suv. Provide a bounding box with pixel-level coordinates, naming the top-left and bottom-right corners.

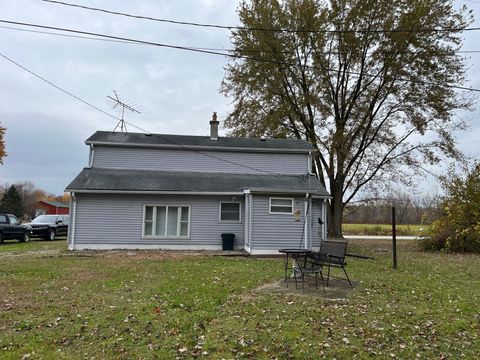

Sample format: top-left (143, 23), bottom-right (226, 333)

top-left (0, 213), bottom-right (32, 243)
top-left (25, 215), bottom-right (69, 240)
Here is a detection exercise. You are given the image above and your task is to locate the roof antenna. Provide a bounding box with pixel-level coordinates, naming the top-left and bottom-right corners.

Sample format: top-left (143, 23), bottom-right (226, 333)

top-left (107, 90), bottom-right (141, 133)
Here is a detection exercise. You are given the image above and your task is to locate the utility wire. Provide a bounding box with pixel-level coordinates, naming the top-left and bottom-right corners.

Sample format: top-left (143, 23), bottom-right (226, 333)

top-left (143, 134), bottom-right (308, 176)
top-left (0, 50), bottom-right (151, 134)
top-left (0, 24), bottom-right (288, 54)
top-left (0, 25), bottom-right (244, 52)
top-left (0, 25), bottom-right (139, 45)
top-left (3, 24), bottom-right (480, 56)
top-left (1, 19), bottom-right (479, 93)
top-left (0, 19), bottom-right (235, 57)
top-left (0, 50), bottom-right (310, 176)
top-left (0, 51), bottom-right (118, 121)
top-left (0, 50), bottom-right (152, 136)
top-left (41, 0), bottom-right (480, 34)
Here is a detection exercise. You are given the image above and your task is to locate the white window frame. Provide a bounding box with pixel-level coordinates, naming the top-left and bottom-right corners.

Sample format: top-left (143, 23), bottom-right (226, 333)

top-left (219, 201), bottom-right (241, 223)
top-left (142, 204), bottom-right (191, 239)
top-left (269, 197), bottom-right (294, 215)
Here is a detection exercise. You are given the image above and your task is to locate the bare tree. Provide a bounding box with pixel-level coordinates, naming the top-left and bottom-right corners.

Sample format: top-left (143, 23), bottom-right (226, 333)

top-left (221, 0), bottom-right (473, 237)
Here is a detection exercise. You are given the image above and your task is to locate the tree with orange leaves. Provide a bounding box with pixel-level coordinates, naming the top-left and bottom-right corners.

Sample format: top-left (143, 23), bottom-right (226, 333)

top-left (0, 123), bottom-right (6, 164)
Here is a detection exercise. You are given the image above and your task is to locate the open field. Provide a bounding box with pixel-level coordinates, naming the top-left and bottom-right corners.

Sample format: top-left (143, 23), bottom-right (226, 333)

top-left (342, 223), bottom-right (425, 236)
top-left (1, 239), bottom-right (479, 359)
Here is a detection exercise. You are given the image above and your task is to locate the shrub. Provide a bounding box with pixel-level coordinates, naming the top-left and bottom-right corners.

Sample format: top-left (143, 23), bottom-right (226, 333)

top-left (421, 163), bottom-right (480, 252)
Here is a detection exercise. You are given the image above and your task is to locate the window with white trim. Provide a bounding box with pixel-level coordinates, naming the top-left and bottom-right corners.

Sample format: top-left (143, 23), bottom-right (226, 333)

top-left (143, 205), bottom-right (190, 238)
top-left (269, 198), bottom-right (294, 214)
top-left (220, 202), bottom-right (241, 222)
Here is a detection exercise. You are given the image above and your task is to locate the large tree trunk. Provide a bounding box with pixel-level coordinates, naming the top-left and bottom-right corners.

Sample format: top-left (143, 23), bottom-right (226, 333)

top-left (328, 182), bottom-right (344, 239)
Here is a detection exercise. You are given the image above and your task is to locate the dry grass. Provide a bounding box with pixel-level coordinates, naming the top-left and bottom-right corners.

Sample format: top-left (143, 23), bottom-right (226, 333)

top-left (1, 239), bottom-right (479, 359)
top-left (343, 223), bottom-right (425, 236)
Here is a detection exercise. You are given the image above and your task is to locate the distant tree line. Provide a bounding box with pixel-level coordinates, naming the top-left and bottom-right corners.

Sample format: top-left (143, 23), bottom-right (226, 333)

top-left (343, 191), bottom-right (442, 225)
top-left (0, 181), bottom-right (69, 220)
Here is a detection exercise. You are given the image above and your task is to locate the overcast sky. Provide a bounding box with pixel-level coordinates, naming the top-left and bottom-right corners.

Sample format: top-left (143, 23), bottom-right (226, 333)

top-left (0, 0), bottom-right (479, 195)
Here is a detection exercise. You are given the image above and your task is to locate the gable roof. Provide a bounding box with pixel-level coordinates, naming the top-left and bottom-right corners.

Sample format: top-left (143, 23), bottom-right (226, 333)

top-left (38, 200), bottom-right (69, 208)
top-left (86, 131), bottom-right (312, 153)
top-left (66, 168), bottom-right (329, 197)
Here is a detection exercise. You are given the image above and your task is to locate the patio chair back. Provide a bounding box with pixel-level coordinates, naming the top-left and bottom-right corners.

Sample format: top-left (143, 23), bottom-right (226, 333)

top-left (318, 241), bottom-right (347, 265)
top-left (313, 240), bottom-right (351, 287)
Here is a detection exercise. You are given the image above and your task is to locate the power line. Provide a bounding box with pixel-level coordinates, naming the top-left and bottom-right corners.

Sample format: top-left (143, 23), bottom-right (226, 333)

top-left (0, 50), bottom-right (299, 176)
top-left (0, 24), bottom-right (140, 45)
top-left (41, 0), bottom-right (480, 34)
top-left (0, 19), bottom-right (235, 57)
top-left (0, 24), bottom-right (287, 54)
top-left (4, 24), bottom-right (480, 57)
top-left (151, 134), bottom-right (302, 176)
top-left (0, 51), bottom-right (118, 121)
top-left (1, 18), bottom-right (479, 93)
top-left (0, 24), bottom-right (239, 52)
top-left (0, 50), bottom-right (153, 134)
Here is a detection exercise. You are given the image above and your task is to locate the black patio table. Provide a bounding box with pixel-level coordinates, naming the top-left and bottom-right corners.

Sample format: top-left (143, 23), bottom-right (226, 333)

top-left (278, 248), bottom-right (312, 286)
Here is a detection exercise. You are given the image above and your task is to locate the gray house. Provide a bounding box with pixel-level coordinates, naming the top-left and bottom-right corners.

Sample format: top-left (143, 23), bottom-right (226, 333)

top-left (65, 115), bottom-right (330, 254)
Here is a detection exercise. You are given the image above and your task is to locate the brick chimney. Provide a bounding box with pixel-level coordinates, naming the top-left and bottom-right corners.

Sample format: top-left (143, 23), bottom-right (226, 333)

top-left (210, 112), bottom-right (219, 140)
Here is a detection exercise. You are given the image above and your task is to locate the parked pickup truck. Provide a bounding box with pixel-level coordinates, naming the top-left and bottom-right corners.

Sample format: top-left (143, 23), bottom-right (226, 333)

top-left (0, 213), bottom-right (31, 244)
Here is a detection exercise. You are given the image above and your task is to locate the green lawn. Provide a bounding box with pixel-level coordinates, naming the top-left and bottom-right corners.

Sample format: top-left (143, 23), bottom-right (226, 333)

top-left (1, 239), bottom-right (479, 359)
top-left (342, 223), bottom-right (425, 236)
top-left (0, 238), bottom-right (67, 253)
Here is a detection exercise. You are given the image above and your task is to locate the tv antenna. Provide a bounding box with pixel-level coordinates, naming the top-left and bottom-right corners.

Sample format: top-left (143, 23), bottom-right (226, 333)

top-left (107, 90), bottom-right (141, 132)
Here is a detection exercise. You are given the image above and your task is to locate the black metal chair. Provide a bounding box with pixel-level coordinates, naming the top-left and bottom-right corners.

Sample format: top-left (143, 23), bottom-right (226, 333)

top-left (292, 253), bottom-right (325, 292)
top-left (311, 241), bottom-right (352, 287)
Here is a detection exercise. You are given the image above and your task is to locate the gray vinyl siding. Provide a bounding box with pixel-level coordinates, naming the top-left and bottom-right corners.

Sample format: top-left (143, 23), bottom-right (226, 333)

top-left (92, 146), bottom-right (308, 175)
top-left (73, 193), bottom-right (244, 249)
top-left (250, 195), bottom-right (307, 250)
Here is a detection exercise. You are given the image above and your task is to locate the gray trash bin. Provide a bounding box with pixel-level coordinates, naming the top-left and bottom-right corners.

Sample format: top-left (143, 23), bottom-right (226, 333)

top-left (221, 233), bottom-right (235, 250)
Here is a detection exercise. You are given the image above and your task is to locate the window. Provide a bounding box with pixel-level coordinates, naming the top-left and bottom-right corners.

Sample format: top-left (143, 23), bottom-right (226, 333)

top-left (9, 216), bottom-right (19, 226)
top-left (0, 215), bottom-right (7, 224)
top-left (269, 198), bottom-right (294, 214)
top-left (143, 205), bottom-right (190, 238)
top-left (220, 202), bottom-right (241, 222)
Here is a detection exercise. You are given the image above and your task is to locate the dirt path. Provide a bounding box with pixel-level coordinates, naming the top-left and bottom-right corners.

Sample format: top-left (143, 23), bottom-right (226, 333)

top-left (0, 249), bottom-right (62, 258)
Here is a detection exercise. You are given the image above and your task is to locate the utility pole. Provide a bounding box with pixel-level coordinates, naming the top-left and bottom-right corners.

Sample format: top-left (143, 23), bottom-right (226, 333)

top-left (392, 206), bottom-right (397, 269)
top-left (107, 91), bottom-right (141, 133)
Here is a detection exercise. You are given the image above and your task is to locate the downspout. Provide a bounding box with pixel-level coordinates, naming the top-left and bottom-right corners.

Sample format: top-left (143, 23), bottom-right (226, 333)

top-left (244, 193), bottom-right (249, 251)
top-left (304, 193), bottom-right (309, 249)
top-left (307, 151), bottom-right (319, 246)
top-left (243, 189), bottom-right (251, 253)
top-left (322, 200), bottom-right (327, 242)
top-left (69, 192), bottom-right (77, 251)
top-left (307, 150), bottom-right (312, 174)
top-left (309, 196), bottom-right (312, 249)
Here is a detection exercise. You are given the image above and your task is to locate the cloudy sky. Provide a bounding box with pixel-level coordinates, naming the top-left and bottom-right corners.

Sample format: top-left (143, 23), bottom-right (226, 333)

top-left (0, 0), bottom-right (479, 195)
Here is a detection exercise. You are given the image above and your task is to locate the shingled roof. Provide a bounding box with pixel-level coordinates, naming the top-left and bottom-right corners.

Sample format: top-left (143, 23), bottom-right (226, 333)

top-left (66, 168), bottom-right (329, 197)
top-left (85, 131), bottom-right (312, 153)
